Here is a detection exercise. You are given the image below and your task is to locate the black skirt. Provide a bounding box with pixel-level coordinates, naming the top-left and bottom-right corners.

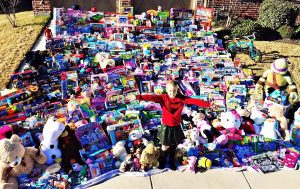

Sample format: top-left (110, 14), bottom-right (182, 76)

top-left (158, 124), bottom-right (185, 146)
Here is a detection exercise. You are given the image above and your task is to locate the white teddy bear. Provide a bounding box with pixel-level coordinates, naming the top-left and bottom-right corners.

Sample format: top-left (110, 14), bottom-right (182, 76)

top-left (40, 116), bottom-right (65, 165)
top-left (112, 141), bottom-right (128, 168)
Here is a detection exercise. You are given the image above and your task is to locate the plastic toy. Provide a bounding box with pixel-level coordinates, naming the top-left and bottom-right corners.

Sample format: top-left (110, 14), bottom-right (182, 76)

top-left (225, 33), bottom-right (262, 62)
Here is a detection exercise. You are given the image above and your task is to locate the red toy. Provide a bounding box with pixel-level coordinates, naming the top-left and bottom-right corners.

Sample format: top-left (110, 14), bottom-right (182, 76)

top-left (0, 125), bottom-right (13, 140)
top-left (44, 27), bottom-right (53, 40)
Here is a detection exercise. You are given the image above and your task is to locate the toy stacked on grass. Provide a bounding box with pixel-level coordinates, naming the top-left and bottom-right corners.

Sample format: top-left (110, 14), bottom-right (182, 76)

top-left (256, 58), bottom-right (298, 104)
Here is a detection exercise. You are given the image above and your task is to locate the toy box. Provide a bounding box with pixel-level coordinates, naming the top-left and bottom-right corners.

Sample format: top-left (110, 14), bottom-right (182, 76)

top-left (76, 122), bottom-right (111, 159)
top-left (107, 119), bottom-right (143, 145)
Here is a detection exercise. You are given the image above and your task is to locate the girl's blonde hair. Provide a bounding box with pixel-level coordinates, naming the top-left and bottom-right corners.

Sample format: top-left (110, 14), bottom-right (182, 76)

top-left (166, 80), bottom-right (178, 88)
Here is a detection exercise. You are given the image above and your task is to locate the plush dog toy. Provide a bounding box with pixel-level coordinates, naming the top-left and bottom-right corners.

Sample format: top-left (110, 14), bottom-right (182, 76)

top-left (140, 142), bottom-right (159, 171)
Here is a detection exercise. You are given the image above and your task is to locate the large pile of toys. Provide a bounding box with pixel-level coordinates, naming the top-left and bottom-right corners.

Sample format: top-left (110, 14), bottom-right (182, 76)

top-left (1, 5), bottom-right (300, 188)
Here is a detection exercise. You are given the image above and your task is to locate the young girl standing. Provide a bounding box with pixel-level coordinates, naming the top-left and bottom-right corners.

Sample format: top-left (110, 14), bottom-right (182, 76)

top-left (135, 80), bottom-right (211, 170)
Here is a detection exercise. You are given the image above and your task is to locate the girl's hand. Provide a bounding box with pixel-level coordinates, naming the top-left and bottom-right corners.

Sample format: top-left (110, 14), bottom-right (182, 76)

top-left (127, 93), bottom-right (137, 101)
top-left (210, 101), bottom-right (217, 109)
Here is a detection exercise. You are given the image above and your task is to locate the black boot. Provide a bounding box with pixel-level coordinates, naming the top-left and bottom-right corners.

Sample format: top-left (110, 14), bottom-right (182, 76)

top-left (168, 145), bottom-right (177, 171)
top-left (158, 149), bottom-right (169, 169)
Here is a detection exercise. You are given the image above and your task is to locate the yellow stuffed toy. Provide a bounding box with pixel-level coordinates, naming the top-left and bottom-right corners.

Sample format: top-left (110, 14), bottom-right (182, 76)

top-left (255, 58), bottom-right (298, 103)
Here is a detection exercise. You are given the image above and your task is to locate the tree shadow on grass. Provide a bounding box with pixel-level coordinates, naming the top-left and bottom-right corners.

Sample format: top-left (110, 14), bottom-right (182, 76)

top-left (20, 22), bottom-right (48, 27)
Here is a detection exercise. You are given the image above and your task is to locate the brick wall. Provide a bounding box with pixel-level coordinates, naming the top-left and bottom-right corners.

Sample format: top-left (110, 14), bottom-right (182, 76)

top-left (32, 0), bottom-right (52, 16)
top-left (197, 0), bottom-right (300, 19)
top-left (197, 0), bottom-right (261, 19)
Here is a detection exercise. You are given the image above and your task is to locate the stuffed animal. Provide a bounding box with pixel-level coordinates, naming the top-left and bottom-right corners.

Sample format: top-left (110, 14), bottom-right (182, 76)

top-left (197, 157), bottom-right (212, 169)
top-left (192, 112), bottom-right (218, 143)
top-left (291, 107), bottom-right (300, 129)
top-left (0, 135), bottom-right (47, 189)
top-left (256, 58), bottom-right (298, 103)
top-left (140, 142), bottom-right (159, 171)
top-left (128, 130), bottom-right (148, 150)
top-left (181, 107), bottom-right (195, 129)
top-left (250, 105), bottom-right (268, 135)
top-left (187, 156), bottom-right (197, 173)
top-left (41, 116), bottom-right (65, 165)
top-left (237, 107), bottom-right (255, 134)
top-left (267, 104), bottom-right (289, 140)
top-left (94, 52), bottom-right (115, 69)
top-left (119, 154), bottom-right (134, 172)
top-left (188, 128), bottom-right (207, 146)
top-left (260, 118), bottom-right (281, 140)
top-left (216, 110), bottom-right (243, 145)
top-left (58, 125), bottom-right (84, 173)
top-left (112, 141), bottom-right (128, 168)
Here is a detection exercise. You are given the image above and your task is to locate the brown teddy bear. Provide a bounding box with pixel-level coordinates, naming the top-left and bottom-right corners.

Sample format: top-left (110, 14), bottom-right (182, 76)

top-left (0, 134), bottom-right (47, 189)
top-left (140, 142), bottom-right (160, 171)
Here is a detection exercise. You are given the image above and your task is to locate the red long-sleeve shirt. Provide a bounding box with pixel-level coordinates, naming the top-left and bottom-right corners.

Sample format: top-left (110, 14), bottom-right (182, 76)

top-left (136, 94), bottom-right (210, 127)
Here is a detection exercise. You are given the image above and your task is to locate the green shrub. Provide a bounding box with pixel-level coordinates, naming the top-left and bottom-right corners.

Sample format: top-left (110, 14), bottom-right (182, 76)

top-left (277, 25), bottom-right (294, 38)
top-left (231, 20), bottom-right (262, 38)
top-left (258, 0), bottom-right (299, 30)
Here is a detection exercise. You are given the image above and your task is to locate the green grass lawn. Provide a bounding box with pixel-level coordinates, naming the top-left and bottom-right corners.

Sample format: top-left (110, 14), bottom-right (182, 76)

top-left (237, 40), bottom-right (300, 95)
top-left (0, 11), bottom-right (49, 89)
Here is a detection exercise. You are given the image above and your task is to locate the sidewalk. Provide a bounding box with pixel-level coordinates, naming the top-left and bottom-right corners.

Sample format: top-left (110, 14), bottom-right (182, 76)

top-left (88, 169), bottom-right (300, 189)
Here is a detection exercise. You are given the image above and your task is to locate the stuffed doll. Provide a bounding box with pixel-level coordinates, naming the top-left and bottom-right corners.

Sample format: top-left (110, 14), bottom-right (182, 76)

top-left (119, 154), bottom-right (134, 173)
top-left (192, 111), bottom-right (220, 143)
top-left (236, 107), bottom-right (255, 134)
top-left (267, 104), bottom-right (289, 140)
top-left (260, 118), bottom-right (281, 140)
top-left (58, 125), bottom-right (84, 173)
top-left (256, 58), bottom-right (298, 103)
top-left (41, 116), bottom-right (65, 165)
top-left (216, 110), bottom-right (243, 145)
top-left (187, 156), bottom-right (197, 173)
top-left (128, 130), bottom-right (148, 150)
top-left (188, 128), bottom-right (204, 147)
top-left (0, 135), bottom-right (47, 189)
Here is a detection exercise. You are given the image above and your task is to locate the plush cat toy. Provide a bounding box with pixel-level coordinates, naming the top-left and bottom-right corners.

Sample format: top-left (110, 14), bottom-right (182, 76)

top-left (216, 110), bottom-right (243, 145)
